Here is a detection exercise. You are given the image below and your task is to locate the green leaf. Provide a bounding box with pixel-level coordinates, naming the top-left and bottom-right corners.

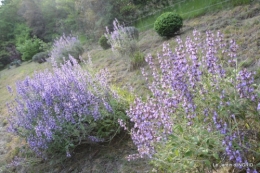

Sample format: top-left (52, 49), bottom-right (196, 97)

top-left (202, 149), bottom-right (209, 154)
top-left (185, 150), bottom-right (193, 157)
top-left (213, 153), bottom-right (219, 159)
top-left (174, 150), bottom-right (179, 156)
top-left (178, 125), bottom-right (183, 133)
top-left (169, 134), bottom-right (178, 139)
top-left (204, 160), bottom-right (211, 167)
top-left (256, 162), bottom-right (260, 167)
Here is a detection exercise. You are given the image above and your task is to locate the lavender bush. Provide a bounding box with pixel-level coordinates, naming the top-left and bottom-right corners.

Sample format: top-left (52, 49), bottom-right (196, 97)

top-left (49, 34), bottom-right (84, 65)
top-left (7, 56), bottom-right (128, 158)
top-left (105, 19), bottom-right (138, 57)
top-left (105, 19), bottom-right (145, 71)
top-left (120, 30), bottom-right (260, 172)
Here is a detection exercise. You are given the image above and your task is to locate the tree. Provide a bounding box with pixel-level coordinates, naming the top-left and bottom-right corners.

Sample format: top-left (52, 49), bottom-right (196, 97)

top-left (0, 0), bottom-right (23, 66)
top-left (17, 0), bottom-right (45, 39)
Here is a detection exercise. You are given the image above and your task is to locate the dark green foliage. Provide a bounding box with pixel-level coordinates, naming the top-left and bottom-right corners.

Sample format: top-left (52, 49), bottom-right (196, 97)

top-left (32, 52), bottom-right (48, 63)
top-left (0, 62), bottom-right (3, 69)
top-left (8, 59), bottom-right (22, 68)
top-left (107, 0), bottom-right (138, 24)
top-left (0, 50), bottom-right (12, 66)
top-left (0, 0), bottom-right (22, 67)
top-left (99, 35), bottom-right (111, 50)
top-left (14, 24), bottom-right (45, 61)
top-left (18, 0), bottom-right (46, 39)
top-left (132, 0), bottom-right (152, 5)
top-left (120, 4), bottom-right (137, 17)
top-left (95, 97), bottom-right (129, 139)
top-left (154, 12), bottom-right (183, 38)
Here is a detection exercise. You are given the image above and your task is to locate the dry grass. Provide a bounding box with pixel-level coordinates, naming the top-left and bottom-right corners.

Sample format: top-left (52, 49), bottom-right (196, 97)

top-left (1, 2), bottom-right (260, 172)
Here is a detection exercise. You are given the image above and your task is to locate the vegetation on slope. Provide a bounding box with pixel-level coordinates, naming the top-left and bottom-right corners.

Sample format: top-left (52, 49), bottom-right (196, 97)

top-left (0, 0), bottom-right (260, 172)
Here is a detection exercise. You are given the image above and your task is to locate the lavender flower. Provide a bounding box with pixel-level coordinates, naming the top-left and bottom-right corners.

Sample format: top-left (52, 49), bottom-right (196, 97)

top-left (236, 68), bottom-right (256, 101)
top-left (49, 34), bottom-right (83, 65)
top-left (105, 19), bottom-right (138, 57)
top-left (121, 30), bottom-right (260, 173)
top-left (7, 56), bottom-right (118, 157)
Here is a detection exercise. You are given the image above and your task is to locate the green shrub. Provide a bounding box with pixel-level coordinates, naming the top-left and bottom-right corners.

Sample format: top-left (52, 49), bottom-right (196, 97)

top-left (32, 52), bottom-right (48, 63)
top-left (16, 36), bottom-right (46, 61)
top-left (8, 60), bottom-right (22, 68)
top-left (0, 50), bottom-right (12, 66)
top-left (154, 12), bottom-right (183, 38)
top-left (99, 35), bottom-right (111, 50)
top-left (14, 24), bottom-right (43, 61)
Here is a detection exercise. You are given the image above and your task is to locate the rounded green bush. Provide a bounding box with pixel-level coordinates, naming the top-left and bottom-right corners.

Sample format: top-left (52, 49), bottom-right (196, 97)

top-left (32, 52), bottom-right (48, 63)
top-left (154, 12), bottom-right (183, 38)
top-left (99, 35), bottom-right (111, 50)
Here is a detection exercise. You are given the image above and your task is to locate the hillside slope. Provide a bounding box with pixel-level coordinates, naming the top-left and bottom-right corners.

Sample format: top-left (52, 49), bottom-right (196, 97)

top-left (1, 2), bottom-right (260, 172)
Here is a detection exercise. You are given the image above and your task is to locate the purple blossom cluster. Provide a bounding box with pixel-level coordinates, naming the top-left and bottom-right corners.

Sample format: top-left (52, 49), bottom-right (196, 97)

top-left (236, 68), bottom-right (256, 101)
top-left (121, 30), bottom-right (259, 172)
top-left (125, 30), bottom-right (219, 160)
top-left (7, 56), bottom-right (115, 157)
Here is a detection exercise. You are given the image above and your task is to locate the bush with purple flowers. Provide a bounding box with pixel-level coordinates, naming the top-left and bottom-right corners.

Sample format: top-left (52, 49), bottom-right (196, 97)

top-left (120, 30), bottom-right (260, 172)
top-left (7, 56), bottom-right (128, 158)
top-left (49, 34), bottom-right (84, 65)
top-left (105, 19), bottom-right (145, 71)
top-left (105, 19), bottom-right (138, 57)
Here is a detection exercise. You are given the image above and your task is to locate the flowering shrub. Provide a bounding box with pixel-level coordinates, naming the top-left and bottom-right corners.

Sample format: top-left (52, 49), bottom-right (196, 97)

top-left (105, 19), bottom-right (138, 57)
top-left (7, 56), bottom-right (128, 158)
top-left (49, 34), bottom-right (84, 65)
top-left (120, 30), bottom-right (260, 172)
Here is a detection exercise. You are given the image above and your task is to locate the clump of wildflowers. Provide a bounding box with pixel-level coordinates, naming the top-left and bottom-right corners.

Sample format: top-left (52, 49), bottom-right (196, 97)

top-left (105, 19), bottom-right (138, 57)
top-left (236, 68), bottom-right (256, 100)
top-left (49, 34), bottom-right (84, 65)
top-left (7, 56), bottom-right (127, 158)
top-left (120, 30), bottom-right (260, 172)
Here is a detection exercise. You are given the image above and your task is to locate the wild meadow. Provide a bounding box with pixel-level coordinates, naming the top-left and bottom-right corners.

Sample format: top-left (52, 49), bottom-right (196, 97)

top-left (0, 0), bottom-right (260, 173)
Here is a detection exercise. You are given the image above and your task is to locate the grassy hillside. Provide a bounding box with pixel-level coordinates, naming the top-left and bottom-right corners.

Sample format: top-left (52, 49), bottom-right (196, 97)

top-left (134, 0), bottom-right (250, 31)
top-left (0, 1), bottom-right (260, 173)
